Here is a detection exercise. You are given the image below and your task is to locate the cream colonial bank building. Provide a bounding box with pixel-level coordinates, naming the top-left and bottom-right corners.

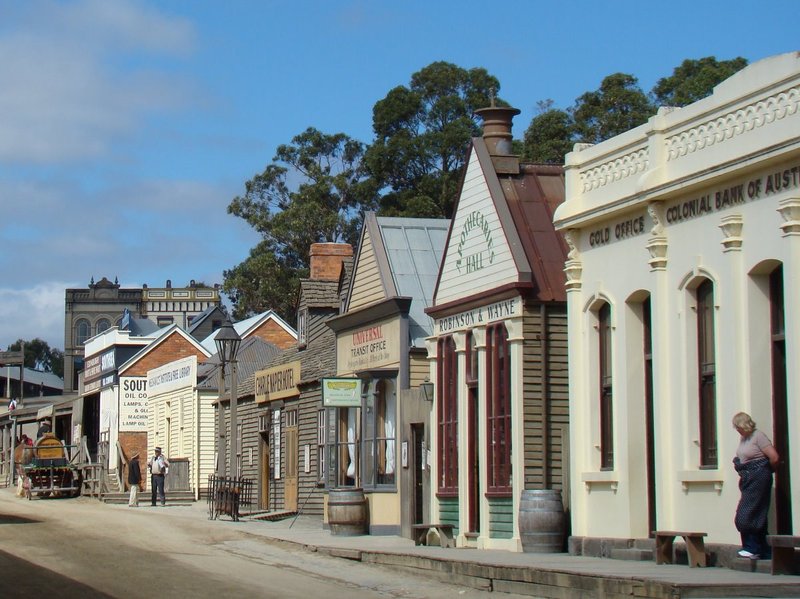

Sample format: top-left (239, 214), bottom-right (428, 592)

top-left (554, 52), bottom-right (800, 549)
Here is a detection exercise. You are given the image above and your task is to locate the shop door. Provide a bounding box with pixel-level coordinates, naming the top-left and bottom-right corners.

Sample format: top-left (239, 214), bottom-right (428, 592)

top-left (285, 409), bottom-right (298, 511)
top-left (467, 384), bottom-right (480, 534)
top-left (643, 298), bottom-right (657, 535)
top-left (770, 267), bottom-right (792, 533)
top-left (412, 424), bottom-right (424, 524)
top-left (260, 432), bottom-right (270, 510)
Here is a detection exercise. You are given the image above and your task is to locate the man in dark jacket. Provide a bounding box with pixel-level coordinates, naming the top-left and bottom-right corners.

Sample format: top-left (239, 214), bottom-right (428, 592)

top-left (128, 453), bottom-right (142, 507)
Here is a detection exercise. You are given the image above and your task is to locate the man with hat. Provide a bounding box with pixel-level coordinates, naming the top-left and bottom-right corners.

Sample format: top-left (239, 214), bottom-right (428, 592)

top-left (147, 447), bottom-right (169, 506)
top-left (127, 452), bottom-right (142, 507)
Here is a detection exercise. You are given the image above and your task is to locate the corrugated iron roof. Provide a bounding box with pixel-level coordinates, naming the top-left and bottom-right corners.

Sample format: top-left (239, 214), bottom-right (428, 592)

top-left (499, 162), bottom-right (568, 302)
top-left (197, 336), bottom-right (281, 392)
top-left (376, 216), bottom-right (449, 347)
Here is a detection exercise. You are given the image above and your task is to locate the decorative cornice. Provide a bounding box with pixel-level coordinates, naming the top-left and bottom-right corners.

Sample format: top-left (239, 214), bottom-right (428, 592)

top-left (580, 147), bottom-right (649, 192)
top-left (778, 197), bottom-right (800, 236)
top-left (719, 214), bottom-right (744, 251)
top-left (564, 259), bottom-right (582, 292)
top-left (647, 236), bottom-right (668, 271)
top-left (563, 229), bottom-right (581, 261)
top-left (665, 85), bottom-right (800, 161)
top-left (647, 202), bottom-right (665, 236)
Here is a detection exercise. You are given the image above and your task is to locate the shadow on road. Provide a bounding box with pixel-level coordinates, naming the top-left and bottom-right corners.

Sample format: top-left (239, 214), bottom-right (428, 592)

top-left (0, 548), bottom-right (114, 598)
top-left (0, 513), bottom-right (40, 524)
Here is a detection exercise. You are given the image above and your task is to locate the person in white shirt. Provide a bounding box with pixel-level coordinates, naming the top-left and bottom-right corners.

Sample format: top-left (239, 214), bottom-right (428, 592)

top-left (147, 447), bottom-right (170, 506)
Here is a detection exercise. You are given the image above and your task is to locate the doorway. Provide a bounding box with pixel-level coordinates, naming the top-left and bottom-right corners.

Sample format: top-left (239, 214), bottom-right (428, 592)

top-left (285, 409), bottom-right (298, 511)
top-left (642, 297), bottom-right (657, 535)
top-left (260, 431), bottom-right (270, 510)
top-left (770, 266), bottom-right (792, 533)
top-left (467, 384), bottom-right (480, 534)
top-left (412, 423), bottom-right (424, 524)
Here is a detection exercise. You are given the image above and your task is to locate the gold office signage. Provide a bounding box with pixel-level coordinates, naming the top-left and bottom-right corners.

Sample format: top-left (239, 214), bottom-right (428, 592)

top-left (255, 361), bottom-right (300, 403)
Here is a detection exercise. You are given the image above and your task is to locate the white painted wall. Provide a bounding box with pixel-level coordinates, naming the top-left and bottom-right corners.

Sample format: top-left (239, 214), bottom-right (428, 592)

top-left (558, 53), bottom-right (800, 544)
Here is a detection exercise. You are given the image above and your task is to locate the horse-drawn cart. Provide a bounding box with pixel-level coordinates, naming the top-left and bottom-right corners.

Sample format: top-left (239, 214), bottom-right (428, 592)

top-left (22, 434), bottom-right (82, 499)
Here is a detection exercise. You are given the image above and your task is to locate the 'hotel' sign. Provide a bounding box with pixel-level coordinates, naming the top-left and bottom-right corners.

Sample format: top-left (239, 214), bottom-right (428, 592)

top-left (255, 361), bottom-right (301, 403)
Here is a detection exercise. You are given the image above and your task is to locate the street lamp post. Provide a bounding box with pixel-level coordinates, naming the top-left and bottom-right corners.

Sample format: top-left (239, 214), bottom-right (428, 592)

top-left (215, 317), bottom-right (241, 479)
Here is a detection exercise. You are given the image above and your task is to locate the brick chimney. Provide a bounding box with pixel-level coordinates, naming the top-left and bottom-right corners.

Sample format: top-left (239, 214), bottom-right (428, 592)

top-left (309, 243), bottom-right (353, 281)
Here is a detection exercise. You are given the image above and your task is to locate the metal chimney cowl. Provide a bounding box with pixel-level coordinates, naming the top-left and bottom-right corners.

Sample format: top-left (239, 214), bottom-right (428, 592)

top-left (475, 104), bottom-right (521, 174)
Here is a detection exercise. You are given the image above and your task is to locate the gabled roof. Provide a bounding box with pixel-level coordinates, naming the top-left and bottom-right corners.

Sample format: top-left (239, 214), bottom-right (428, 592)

top-left (346, 213), bottom-right (449, 347)
top-left (187, 304), bottom-right (226, 335)
top-left (118, 324), bottom-right (212, 375)
top-left (431, 138), bottom-right (568, 309)
top-left (199, 310), bottom-right (297, 354)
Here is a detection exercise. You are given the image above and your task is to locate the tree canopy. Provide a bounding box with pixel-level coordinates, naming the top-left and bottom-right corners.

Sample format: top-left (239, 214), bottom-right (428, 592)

top-left (572, 73), bottom-right (655, 145)
top-left (652, 56), bottom-right (748, 107)
top-left (224, 127), bottom-right (376, 320)
top-left (522, 103), bottom-right (574, 164)
top-left (522, 56), bottom-right (748, 163)
top-left (7, 339), bottom-right (64, 379)
top-left (365, 61), bottom-right (501, 219)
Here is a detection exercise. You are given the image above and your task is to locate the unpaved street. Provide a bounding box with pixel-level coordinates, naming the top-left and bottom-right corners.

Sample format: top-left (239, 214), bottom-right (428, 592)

top-left (0, 490), bottom-right (527, 599)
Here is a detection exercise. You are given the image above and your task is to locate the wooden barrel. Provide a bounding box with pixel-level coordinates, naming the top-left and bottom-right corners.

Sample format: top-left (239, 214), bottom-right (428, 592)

top-left (519, 489), bottom-right (565, 553)
top-left (327, 488), bottom-right (367, 536)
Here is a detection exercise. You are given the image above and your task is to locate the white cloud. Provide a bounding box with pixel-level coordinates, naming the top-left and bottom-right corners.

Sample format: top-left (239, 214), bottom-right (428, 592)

top-left (0, 0), bottom-right (195, 164)
top-left (0, 282), bottom-right (75, 349)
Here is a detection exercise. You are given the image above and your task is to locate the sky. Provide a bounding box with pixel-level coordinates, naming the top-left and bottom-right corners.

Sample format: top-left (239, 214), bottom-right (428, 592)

top-left (1, 0), bottom-right (798, 354)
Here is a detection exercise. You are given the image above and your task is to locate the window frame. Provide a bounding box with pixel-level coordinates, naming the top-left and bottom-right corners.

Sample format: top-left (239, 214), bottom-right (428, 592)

top-left (696, 279), bottom-right (717, 468)
top-left (437, 336), bottom-right (458, 496)
top-left (75, 319), bottom-right (91, 345)
top-left (486, 323), bottom-right (511, 496)
top-left (598, 303), bottom-right (614, 470)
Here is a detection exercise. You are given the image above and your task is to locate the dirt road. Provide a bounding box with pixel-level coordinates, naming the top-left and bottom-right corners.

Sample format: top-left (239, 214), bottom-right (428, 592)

top-left (0, 490), bottom-right (526, 599)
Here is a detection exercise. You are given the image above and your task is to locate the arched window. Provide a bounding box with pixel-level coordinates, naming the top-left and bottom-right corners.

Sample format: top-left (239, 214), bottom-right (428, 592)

top-left (96, 318), bottom-right (111, 334)
top-left (75, 319), bottom-right (91, 345)
top-left (696, 279), bottom-right (717, 467)
top-left (598, 303), bottom-right (614, 470)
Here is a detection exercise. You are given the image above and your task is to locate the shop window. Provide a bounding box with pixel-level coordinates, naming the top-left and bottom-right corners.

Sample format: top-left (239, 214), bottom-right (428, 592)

top-left (297, 309), bottom-right (307, 346)
top-left (335, 407), bottom-right (358, 486)
top-left (696, 279), bottom-right (717, 467)
top-left (363, 379), bottom-right (396, 488)
top-left (486, 324), bottom-right (511, 495)
top-left (317, 409), bottom-right (326, 485)
top-left (75, 319), bottom-right (91, 345)
top-left (437, 336), bottom-right (458, 495)
top-left (598, 303), bottom-right (614, 470)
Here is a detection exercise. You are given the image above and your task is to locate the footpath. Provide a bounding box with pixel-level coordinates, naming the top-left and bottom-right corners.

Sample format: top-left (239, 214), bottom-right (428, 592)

top-left (189, 502), bottom-right (800, 599)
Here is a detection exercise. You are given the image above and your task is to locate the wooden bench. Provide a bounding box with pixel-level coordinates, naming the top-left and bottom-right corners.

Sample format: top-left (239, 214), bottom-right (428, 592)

top-left (654, 531), bottom-right (707, 567)
top-left (768, 535), bottom-right (800, 575)
top-left (412, 523), bottom-right (455, 548)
